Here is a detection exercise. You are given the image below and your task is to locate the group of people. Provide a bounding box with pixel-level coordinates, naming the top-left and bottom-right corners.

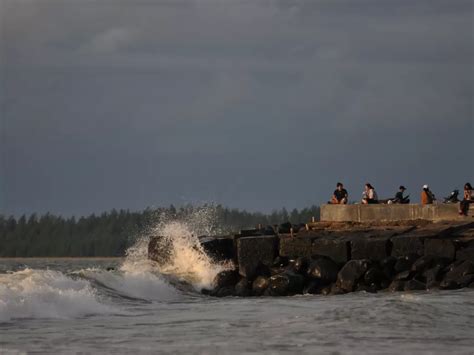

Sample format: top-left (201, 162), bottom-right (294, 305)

top-left (330, 182), bottom-right (473, 216)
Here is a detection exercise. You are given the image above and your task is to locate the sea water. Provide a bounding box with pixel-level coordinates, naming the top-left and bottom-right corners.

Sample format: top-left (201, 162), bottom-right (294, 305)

top-left (1, 220), bottom-right (473, 354)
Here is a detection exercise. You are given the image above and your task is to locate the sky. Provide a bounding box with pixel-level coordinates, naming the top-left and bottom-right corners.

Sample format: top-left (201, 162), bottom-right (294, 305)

top-left (0, 0), bottom-right (473, 216)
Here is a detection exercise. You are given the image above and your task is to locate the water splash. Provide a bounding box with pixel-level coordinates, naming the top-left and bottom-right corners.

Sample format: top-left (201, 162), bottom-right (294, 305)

top-left (122, 205), bottom-right (231, 291)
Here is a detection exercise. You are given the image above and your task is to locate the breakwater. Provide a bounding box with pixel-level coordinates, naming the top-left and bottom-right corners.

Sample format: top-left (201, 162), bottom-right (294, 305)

top-left (149, 218), bottom-right (474, 297)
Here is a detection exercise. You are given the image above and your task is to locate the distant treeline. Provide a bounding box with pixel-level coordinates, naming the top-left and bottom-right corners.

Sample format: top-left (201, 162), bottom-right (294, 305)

top-left (0, 204), bottom-right (320, 257)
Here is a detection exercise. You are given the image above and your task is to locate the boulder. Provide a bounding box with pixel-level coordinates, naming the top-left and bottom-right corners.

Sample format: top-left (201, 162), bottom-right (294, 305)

top-left (394, 254), bottom-right (418, 273)
top-left (404, 279), bottom-right (426, 291)
top-left (388, 280), bottom-right (406, 292)
top-left (201, 236), bottom-right (235, 261)
top-left (394, 270), bottom-right (412, 281)
top-left (364, 267), bottom-right (386, 285)
top-left (380, 256), bottom-right (397, 278)
top-left (215, 287), bottom-right (234, 297)
top-left (312, 237), bottom-right (350, 264)
top-left (252, 276), bottom-right (270, 296)
top-left (306, 258), bottom-right (340, 284)
top-left (424, 239), bottom-right (455, 260)
top-left (330, 283), bottom-right (347, 295)
top-left (336, 259), bottom-right (369, 292)
top-left (351, 236), bottom-right (390, 261)
top-left (148, 236), bottom-right (173, 266)
top-left (234, 278), bottom-right (252, 297)
top-left (292, 256), bottom-right (311, 275)
top-left (440, 260), bottom-right (474, 289)
top-left (303, 280), bottom-right (322, 294)
top-left (279, 235), bottom-right (313, 258)
top-left (355, 283), bottom-right (377, 293)
top-left (273, 256), bottom-right (289, 268)
top-left (423, 265), bottom-right (442, 285)
top-left (391, 235), bottom-right (424, 257)
top-left (411, 255), bottom-right (437, 273)
top-left (268, 271), bottom-right (305, 296)
top-left (213, 270), bottom-right (240, 289)
top-left (237, 236), bottom-right (278, 279)
top-left (456, 248), bottom-right (474, 262)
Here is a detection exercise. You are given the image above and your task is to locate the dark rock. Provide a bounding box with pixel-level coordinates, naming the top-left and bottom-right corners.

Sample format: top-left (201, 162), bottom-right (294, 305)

top-left (279, 235), bottom-right (313, 258)
top-left (273, 256), bottom-right (289, 267)
top-left (441, 260), bottom-right (474, 289)
top-left (391, 235), bottom-right (424, 257)
top-left (306, 258), bottom-right (340, 284)
top-left (336, 259), bottom-right (370, 292)
top-left (394, 254), bottom-right (418, 273)
top-left (237, 236), bottom-right (278, 279)
top-left (201, 237), bottom-right (235, 261)
top-left (351, 236), bottom-right (390, 261)
top-left (355, 283), bottom-right (377, 293)
top-left (270, 266), bottom-right (287, 276)
top-left (404, 279), bottom-right (426, 291)
top-left (201, 288), bottom-right (212, 295)
top-left (394, 270), bottom-right (412, 281)
top-left (312, 238), bottom-right (350, 264)
top-left (303, 280), bottom-right (322, 294)
top-left (456, 248), bottom-right (474, 262)
top-left (423, 265), bottom-right (442, 285)
top-left (424, 239), bottom-right (455, 261)
top-left (252, 276), bottom-right (270, 296)
top-left (292, 257), bottom-right (311, 275)
top-left (234, 278), bottom-right (252, 297)
top-left (268, 271), bottom-right (305, 296)
top-left (426, 281), bottom-right (440, 290)
top-left (380, 280), bottom-right (391, 289)
top-left (278, 222), bottom-right (292, 234)
top-left (439, 279), bottom-right (460, 290)
top-left (213, 270), bottom-right (240, 288)
top-left (262, 225), bottom-right (276, 235)
top-left (240, 229), bottom-right (262, 237)
top-left (380, 256), bottom-right (397, 278)
top-left (330, 283), bottom-right (347, 295)
top-left (364, 267), bottom-right (386, 285)
top-left (388, 280), bottom-right (406, 292)
top-left (320, 285), bottom-right (332, 296)
top-left (215, 287), bottom-right (234, 297)
top-left (411, 255), bottom-right (436, 273)
top-left (148, 236), bottom-right (173, 266)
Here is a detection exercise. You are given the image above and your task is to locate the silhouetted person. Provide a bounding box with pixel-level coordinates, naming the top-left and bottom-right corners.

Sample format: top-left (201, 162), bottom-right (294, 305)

top-left (459, 183), bottom-right (473, 216)
top-left (393, 186), bottom-right (410, 204)
top-left (421, 184), bottom-right (435, 205)
top-left (362, 183), bottom-right (378, 204)
top-left (330, 182), bottom-right (348, 204)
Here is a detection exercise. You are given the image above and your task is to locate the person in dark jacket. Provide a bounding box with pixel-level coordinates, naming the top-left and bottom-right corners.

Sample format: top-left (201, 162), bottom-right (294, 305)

top-left (330, 182), bottom-right (348, 204)
top-left (393, 186), bottom-right (410, 204)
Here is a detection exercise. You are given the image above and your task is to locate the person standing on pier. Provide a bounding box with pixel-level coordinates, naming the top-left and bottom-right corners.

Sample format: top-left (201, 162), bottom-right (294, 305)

top-left (362, 183), bottom-right (378, 204)
top-left (459, 183), bottom-right (473, 216)
top-left (331, 182), bottom-right (348, 204)
top-left (421, 185), bottom-right (436, 205)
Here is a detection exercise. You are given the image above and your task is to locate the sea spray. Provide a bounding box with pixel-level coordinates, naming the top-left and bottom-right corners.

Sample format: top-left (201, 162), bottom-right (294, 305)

top-left (0, 269), bottom-right (114, 322)
top-left (123, 206), bottom-right (232, 291)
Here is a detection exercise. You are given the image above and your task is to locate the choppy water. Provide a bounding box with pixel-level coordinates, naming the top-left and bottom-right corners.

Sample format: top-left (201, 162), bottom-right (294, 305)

top-left (1, 221), bottom-right (474, 354)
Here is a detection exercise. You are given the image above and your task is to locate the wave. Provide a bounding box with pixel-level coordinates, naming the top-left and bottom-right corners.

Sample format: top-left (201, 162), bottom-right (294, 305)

top-left (0, 268), bottom-right (114, 322)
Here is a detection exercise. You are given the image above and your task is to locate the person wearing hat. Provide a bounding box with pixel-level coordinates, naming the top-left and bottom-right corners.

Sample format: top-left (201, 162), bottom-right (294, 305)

top-left (393, 186), bottom-right (410, 204)
top-left (421, 184), bottom-right (435, 205)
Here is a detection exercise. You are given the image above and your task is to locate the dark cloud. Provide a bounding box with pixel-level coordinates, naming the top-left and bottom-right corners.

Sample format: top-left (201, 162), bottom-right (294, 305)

top-left (0, 0), bottom-right (472, 216)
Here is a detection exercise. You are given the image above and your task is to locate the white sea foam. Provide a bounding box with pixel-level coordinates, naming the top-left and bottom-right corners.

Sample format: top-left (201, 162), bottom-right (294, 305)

top-left (123, 207), bottom-right (231, 291)
top-left (0, 269), bottom-right (113, 322)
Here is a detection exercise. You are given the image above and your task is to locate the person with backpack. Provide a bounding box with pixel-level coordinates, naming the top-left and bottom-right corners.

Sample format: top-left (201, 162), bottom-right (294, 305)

top-left (421, 185), bottom-right (436, 205)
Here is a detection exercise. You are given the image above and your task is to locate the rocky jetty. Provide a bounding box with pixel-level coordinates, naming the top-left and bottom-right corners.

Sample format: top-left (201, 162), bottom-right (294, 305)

top-left (149, 219), bottom-right (474, 297)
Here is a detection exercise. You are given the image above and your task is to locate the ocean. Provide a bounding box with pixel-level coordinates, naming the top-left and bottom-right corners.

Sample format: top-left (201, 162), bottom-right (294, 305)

top-left (1, 224), bottom-right (474, 354)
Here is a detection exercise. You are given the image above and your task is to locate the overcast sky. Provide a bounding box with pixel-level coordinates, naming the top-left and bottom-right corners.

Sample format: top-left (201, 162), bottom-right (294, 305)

top-left (0, 0), bottom-right (472, 216)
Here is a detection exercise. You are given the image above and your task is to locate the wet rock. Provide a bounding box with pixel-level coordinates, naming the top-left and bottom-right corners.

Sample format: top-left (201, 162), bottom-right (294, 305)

top-left (252, 276), bottom-right (270, 296)
top-left (273, 256), bottom-right (289, 268)
top-left (388, 280), bottom-right (406, 292)
top-left (355, 283), bottom-right (377, 293)
top-left (201, 236), bottom-right (235, 262)
top-left (380, 279), bottom-right (391, 290)
top-left (215, 287), bottom-right (234, 297)
top-left (380, 256), bottom-right (397, 279)
top-left (424, 239), bottom-right (455, 261)
top-left (456, 248), bottom-right (474, 262)
top-left (303, 280), bottom-right (322, 294)
top-left (237, 236), bottom-right (278, 279)
top-left (351, 236), bottom-right (391, 261)
top-left (268, 271), bottom-right (305, 296)
top-left (411, 255), bottom-right (436, 273)
top-left (312, 238), bottom-right (350, 264)
top-left (364, 267), bottom-right (386, 285)
top-left (306, 258), bottom-right (339, 284)
top-left (279, 235), bottom-right (313, 258)
top-left (391, 235), bottom-right (424, 257)
top-left (404, 279), bottom-right (426, 291)
top-left (426, 281), bottom-right (440, 290)
top-left (330, 283), bottom-right (347, 295)
top-left (440, 260), bottom-right (474, 289)
top-left (234, 278), bottom-right (252, 297)
top-left (336, 259), bottom-right (370, 292)
top-left (394, 254), bottom-right (418, 273)
top-left (201, 288), bottom-right (212, 295)
top-left (394, 270), bottom-right (412, 281)
top-left (148, 236), bottom-right (173, 266)
top-left (422, 265), bottom-right (443, 285)
top-left (320, 285), bottom-right (332, 296)
top-left (213, 270), bottom-right (240, 289)
top-left (270, 266), bottom-right (287, 276)
top-left (292, 257), bottom-right (311, 275)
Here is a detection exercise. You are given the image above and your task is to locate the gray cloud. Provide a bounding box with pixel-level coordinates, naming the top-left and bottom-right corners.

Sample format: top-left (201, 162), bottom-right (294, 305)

top-left (1, 0), bottom-right (472, 216)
